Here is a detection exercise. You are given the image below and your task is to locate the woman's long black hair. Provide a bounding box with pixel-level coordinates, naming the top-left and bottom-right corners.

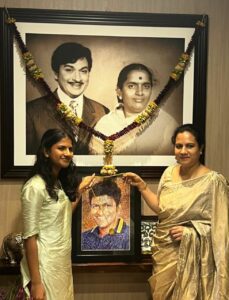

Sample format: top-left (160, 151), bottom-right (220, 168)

top-left (25, 128), bottom-right (80, 201)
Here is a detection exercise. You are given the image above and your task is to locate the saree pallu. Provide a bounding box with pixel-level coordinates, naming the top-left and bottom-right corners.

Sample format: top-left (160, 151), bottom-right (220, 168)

top-left (148, 166), bottom-right (229, 300)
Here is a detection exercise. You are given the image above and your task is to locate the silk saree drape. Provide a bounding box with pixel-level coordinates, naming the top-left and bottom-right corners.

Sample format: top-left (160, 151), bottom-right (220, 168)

top-left (148, 166), bottom-right (229, 300)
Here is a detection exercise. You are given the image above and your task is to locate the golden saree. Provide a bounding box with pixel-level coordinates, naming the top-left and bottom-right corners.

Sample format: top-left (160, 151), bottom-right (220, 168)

top-left (148, 166), bottom-right (229, 300)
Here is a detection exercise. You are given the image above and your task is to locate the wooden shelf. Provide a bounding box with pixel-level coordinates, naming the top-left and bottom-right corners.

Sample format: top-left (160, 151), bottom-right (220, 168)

top-left (72, 258), bottom-right (152, 273)
top-left (0, 258), bottom-right (152, 275)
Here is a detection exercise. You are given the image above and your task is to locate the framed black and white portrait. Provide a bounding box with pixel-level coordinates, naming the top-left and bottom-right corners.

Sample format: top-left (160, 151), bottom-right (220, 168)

top-left (0, 8), bottom-right (208, 178)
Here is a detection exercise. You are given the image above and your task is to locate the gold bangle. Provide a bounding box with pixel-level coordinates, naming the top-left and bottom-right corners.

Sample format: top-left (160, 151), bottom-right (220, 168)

top-left (138, 181), bottom-right (147, 192)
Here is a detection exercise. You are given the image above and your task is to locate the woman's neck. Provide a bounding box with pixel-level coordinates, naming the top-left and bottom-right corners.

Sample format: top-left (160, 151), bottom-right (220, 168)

top-left (179, 163), bottom-right (202, 180)
top-left (124, 111), bottom-right (139, 119)
top-left (52, 167), bottom-right (60, 179)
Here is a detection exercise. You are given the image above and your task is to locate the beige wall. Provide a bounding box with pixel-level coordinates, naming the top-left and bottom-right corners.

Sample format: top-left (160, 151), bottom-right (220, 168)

top-left (0, 0), bottom-right (228, 299)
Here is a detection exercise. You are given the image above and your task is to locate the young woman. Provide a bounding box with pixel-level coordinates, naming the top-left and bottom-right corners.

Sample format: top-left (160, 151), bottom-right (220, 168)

top-left (123, 124), bottom-right (229, 299)
top-left (20, 128), bottom-right (94, 300)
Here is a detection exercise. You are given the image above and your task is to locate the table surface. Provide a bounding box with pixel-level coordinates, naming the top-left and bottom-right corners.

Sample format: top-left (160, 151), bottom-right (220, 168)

top-left (0, 257), bottom-right (152, 275)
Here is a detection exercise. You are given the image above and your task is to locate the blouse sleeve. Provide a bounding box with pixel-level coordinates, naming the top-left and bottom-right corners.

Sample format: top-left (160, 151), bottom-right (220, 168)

top-left (157, 165), bottom-right (174, 197)
top-left (21, 181), bottom-right (45, 239)
top-left (211, 173), bottom-right (229, 298)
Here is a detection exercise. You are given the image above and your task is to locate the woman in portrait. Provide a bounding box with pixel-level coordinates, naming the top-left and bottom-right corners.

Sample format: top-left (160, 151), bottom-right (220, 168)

top-left (123, 123), bottom-right (229, 299)
top-left (89, 63), bottom-right (178, 155)
top-left (20, 128), bottom-right (94, 300)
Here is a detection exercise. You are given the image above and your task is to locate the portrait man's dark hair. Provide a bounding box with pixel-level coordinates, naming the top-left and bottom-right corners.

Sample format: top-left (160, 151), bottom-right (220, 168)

top-left (51, 42), bottom-right (93, 73)
top-left (88, 180), bottom-right (121, 206)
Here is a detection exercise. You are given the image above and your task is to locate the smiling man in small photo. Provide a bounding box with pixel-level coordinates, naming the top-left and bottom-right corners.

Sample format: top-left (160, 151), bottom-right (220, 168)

top-left (81, 179), bottom-right (130, 251)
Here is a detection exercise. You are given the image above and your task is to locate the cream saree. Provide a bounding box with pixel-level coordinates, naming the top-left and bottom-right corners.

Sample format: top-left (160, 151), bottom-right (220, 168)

top-left (20, 175), bottom-right (74, 300)
top-left (148, 166), bottom-right (229, 300)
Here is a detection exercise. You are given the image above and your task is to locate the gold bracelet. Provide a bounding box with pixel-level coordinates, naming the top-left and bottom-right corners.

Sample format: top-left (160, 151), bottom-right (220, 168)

top-left (138, 181), bottom-right (147, 192)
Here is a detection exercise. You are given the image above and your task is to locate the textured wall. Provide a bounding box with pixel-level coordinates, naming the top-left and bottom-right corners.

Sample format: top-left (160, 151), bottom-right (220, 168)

top-left (0, 1), bottom-right (228, 299)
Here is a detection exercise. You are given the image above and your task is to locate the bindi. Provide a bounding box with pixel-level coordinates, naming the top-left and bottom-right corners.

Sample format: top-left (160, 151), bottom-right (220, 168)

top-left (139, 76), bottom-right (142, 80)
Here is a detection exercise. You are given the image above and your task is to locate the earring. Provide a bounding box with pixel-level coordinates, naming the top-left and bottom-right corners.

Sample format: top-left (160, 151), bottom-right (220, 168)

top-left (45, 154), bottom-right (49, 158)
top-left (200, 151), bottom-right (203, 155)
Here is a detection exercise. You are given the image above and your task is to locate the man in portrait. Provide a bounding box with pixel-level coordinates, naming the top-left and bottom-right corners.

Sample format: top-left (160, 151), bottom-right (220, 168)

top-left (26, 42), bottom-right (109, 155)
top-left (81, 179), bottom-right (130, 251)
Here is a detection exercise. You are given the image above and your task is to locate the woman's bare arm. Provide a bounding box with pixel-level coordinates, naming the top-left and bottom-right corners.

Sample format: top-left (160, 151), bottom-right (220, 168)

top-left (123, 172), bottom-right (160, 214)
top-left (24, 235), bottom-right (46, 299)
top-left (72, 174), bottom-right (96, 212)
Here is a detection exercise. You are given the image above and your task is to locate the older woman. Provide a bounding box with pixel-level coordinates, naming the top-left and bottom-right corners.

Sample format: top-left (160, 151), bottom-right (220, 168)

top-left (89, 63), bottom-right (178, 155)
top-left (123, 124), bottom-right (229, 299)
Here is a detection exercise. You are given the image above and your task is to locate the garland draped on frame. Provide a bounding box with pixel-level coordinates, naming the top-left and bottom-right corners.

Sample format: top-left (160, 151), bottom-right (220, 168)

top-left (5, 10), bottom-right (206, 175)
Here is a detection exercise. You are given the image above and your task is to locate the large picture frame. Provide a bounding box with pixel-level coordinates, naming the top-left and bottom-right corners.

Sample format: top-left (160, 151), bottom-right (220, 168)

top-left (0, 8), bottom-right (208, 178)
top-left (71, 175), bottom-right (141, 263)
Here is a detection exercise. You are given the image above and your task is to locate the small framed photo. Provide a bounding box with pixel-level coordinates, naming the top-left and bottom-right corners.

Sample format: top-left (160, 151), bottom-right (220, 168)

top-left (141, 216), bottom-right (158, 255)
top-left (72, 175), bottom-right (141, 263)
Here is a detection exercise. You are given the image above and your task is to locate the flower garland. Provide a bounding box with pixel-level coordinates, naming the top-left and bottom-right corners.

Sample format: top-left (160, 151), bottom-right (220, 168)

top-left (5, 12), bottom-right (206, 175)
